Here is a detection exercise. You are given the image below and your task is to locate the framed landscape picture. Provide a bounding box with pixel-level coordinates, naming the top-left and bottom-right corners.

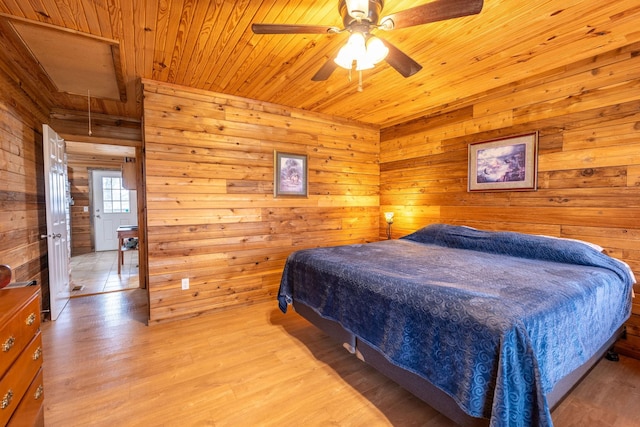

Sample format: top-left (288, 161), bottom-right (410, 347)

top-left (468, 132), bottom-right (538, 192)
top-left (274, 151), bottom-right (308, 197)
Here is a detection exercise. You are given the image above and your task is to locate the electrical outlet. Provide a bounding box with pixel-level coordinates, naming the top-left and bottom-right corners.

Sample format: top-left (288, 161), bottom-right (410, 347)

top-left (181, 278), bottom-right (189, 290)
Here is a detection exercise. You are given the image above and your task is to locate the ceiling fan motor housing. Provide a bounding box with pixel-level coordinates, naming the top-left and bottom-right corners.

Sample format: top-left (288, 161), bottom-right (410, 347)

top-left (339, 0), bottom-right (384, 28)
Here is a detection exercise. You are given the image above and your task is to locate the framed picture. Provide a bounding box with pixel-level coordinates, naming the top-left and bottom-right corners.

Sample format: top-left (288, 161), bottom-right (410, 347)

top-left (274, 151), bottom-right (308, 197)
top-left (468, 132), bottom-right (538, 192)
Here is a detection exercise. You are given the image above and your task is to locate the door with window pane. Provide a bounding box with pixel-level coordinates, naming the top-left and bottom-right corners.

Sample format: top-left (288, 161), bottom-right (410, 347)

top-left (92, 170), bottom-right (137, 251)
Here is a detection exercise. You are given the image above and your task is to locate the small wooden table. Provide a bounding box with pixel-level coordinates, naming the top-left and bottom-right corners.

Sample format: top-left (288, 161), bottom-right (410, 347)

top-left (116, 225), bottom-right (138, 274)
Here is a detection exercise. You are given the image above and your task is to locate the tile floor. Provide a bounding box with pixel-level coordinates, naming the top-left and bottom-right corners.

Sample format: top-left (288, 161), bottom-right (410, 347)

top-left (69, 250), bottom-right (139, 297)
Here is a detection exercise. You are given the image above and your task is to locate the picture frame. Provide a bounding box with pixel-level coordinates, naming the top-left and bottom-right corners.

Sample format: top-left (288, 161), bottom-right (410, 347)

top-left (274, 151), bottom-right (308, 198)
top-left (468, 132), bottom-right (538, 192)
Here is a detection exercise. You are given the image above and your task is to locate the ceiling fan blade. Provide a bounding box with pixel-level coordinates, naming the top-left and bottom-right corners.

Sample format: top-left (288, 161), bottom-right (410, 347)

top-left (380, 38), bottom-right (422, 78)
top-left (252, 23), bottom-right (339, 34)
top-left (311, 58), bottom-right (339, 81)
top-left (380, 0), bottom-right (483, 30)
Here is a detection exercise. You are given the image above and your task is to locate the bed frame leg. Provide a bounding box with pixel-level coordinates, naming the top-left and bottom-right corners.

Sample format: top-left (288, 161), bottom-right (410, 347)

top-left (605, 349), bottom-right (620, 362)
top-left (605, 326), bottom-right (628, 362)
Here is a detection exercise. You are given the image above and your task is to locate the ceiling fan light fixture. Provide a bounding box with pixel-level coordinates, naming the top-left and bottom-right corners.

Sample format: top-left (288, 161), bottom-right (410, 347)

top-left (334, 32), bottom-right (368, 69)
top-left (365, 36), bottom-right (388, 64)
top-left (334, 46), bottom-right (354, 69)
top-left (345, 0), bottom-right (369, 20)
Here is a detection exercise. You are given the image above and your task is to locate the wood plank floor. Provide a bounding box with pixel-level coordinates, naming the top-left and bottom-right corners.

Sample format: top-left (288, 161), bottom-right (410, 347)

top-left (41, 289), bottom-right (640, 426)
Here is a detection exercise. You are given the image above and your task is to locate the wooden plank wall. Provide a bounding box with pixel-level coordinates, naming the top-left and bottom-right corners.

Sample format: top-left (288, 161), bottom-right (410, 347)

top-left (380, 41), bottom-right (640, 359)
top-left (142, 80), bottom-right (380, 323)
top-left (0, 53), bottom-right (49, 308)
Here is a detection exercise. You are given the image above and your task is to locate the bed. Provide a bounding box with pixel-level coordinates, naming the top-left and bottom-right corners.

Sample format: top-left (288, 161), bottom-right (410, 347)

top-left (277, 224), bottom-right (635, 427)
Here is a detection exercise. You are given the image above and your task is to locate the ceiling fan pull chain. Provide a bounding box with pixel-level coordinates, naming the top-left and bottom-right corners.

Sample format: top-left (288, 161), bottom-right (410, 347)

top-left (358, 70), bottom-right (363, 92)
top-left (87, 89), bottom-right (92, 136)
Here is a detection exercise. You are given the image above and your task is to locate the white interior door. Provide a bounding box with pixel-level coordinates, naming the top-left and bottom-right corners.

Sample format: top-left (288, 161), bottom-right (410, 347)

top-left (92, 170), bottom-right (137, 251)
top-left (42, 124), bottom-right (70, 321)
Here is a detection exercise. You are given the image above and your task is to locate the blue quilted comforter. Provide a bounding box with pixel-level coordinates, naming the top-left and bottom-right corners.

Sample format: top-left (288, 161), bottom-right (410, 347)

top-left (278, 224), bottom-right (634, 427)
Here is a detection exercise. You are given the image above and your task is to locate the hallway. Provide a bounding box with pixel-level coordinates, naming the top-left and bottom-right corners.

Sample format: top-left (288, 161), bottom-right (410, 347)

top-left (69, 250), bottom-right (139, 297)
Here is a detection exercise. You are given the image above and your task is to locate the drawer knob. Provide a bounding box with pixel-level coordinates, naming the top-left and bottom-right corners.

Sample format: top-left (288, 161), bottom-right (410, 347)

top-left (26, 312), bottom-right (36, 326)
top-left (1, 336), bottom-right (15, 352)
top-left (33, 346), bottom-right (42, 361)
top-left (1, 389), bottom-right (13, 410)
top-left (34, 385), bottom-right (43, 400)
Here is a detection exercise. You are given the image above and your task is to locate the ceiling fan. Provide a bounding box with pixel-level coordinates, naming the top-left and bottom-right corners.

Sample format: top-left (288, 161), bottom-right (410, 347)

top-left (252, 0), bottom-right (484, 82)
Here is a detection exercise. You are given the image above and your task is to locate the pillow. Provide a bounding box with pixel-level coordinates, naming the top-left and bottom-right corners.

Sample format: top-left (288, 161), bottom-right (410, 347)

top-left (402, 224), bottom-right (634, 285)
top-left (536, 234), bottom-right (603, 253)
top-left (443, 226), bottom-right (604, 252)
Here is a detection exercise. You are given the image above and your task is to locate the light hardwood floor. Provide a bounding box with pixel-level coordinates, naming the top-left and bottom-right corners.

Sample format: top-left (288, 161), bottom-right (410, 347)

top-left (42, 290), bottom-right (640, 426)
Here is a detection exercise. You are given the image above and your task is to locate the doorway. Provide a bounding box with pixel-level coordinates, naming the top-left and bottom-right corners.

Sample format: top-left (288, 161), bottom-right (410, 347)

top-left (68, 169), bottom-right (139, 297)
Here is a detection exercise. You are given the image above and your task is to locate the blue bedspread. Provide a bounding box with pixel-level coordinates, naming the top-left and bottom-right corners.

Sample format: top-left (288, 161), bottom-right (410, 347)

top-left (278, 224), bottom-right (634, 427)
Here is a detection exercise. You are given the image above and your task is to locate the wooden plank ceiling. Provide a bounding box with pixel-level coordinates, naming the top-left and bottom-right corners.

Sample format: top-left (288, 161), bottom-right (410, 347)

top-left (0, 0), bottom-right (639, 127)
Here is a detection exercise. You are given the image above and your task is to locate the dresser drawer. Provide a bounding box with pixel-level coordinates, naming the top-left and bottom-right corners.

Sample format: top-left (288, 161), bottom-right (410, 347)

top-left (0, 332), bottom-right (43, 426)
top-left (0, 291), bottom-right (41, 378)
top-left (7, 368), bottom-right (44, 427)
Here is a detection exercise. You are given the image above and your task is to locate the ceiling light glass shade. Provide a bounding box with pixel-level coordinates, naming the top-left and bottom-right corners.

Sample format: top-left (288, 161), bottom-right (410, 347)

top-left (334, 47), bottom-right (357, 69)
top-left (345, 0), bottom-right (369, 19)
top-left (334, 32), bottom-right (367, 69)
top-left (355, 58), bottom-right (374, 71)
top-left (334, 45), bottom-right (354, 69)
top-left (365, 36), bottom-right (389, 64)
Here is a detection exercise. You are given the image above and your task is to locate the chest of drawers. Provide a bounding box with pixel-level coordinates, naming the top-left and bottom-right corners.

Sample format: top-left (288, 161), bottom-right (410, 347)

top-left (0, 286), bottom-right (44, 427)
